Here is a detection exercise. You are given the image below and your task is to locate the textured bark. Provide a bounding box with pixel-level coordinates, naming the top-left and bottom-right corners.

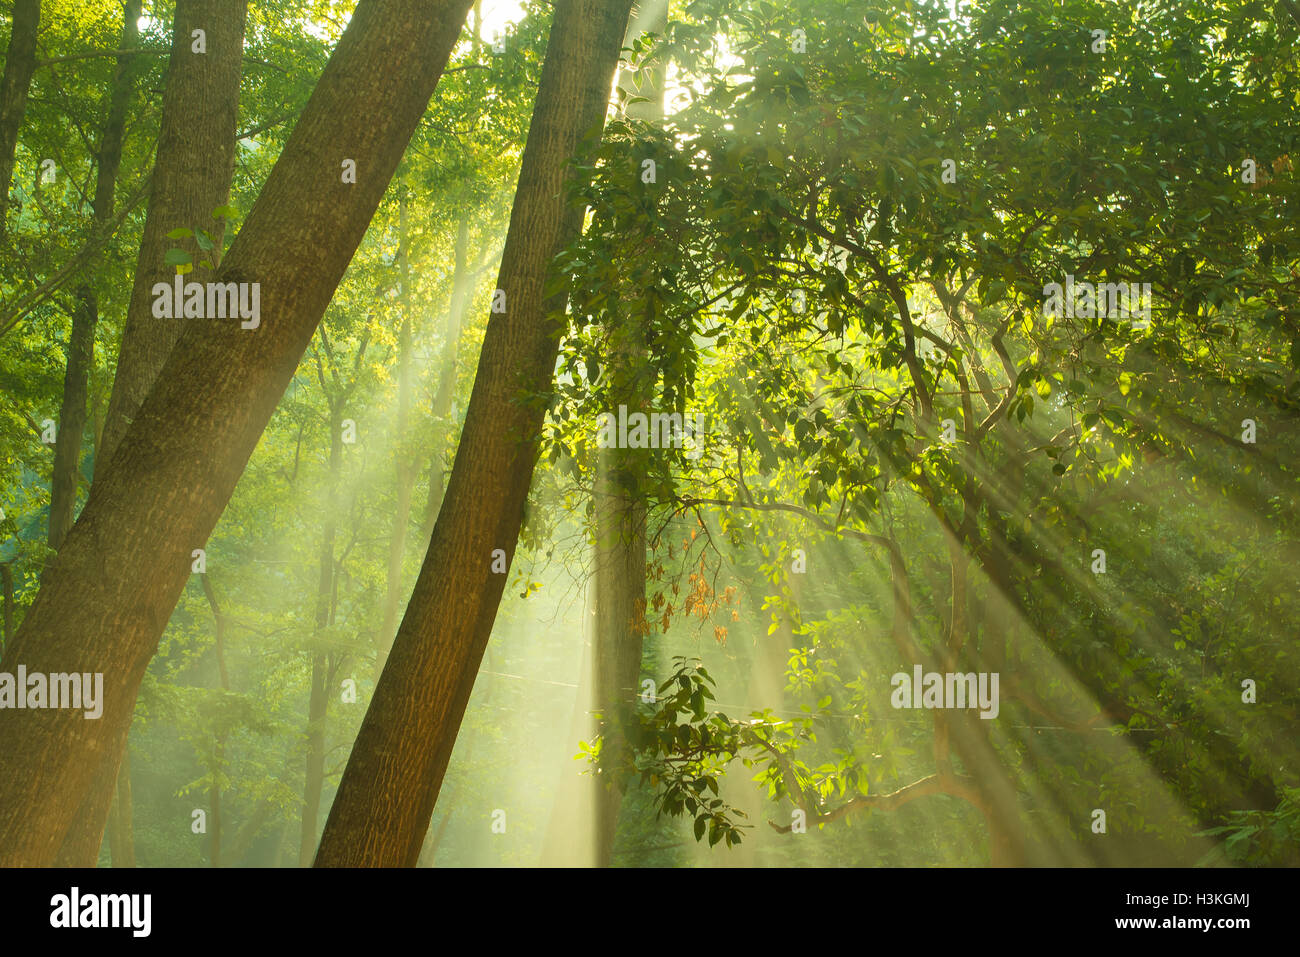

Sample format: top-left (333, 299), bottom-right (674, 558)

top-left (315, 0), bottom-right (635, 867)
top-left (48, 1), bottom-right (142, 551)
top-left (100, 0), bottom-right (247, 468)
top-left (0, 0), bottom-right (474, 866)
top-left (0, 0), bottom-right (40, 240)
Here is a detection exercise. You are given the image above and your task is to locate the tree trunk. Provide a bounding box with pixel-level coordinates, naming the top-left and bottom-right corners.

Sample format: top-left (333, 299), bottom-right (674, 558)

top-left (299, 409), bottom-right (342, 866)
top-left (0, 0), bottom-right (40, 241)
top-left (314, 0), bottom-right (635, 867)
top-left (48, 0), bottom-right (141, 550)
top-left (591, 442), bottom-right (647, 865)
top-left (0, 0), bottom-right (475, 867)
top-left (299, 653), bottom-right (329, 866)
top-left (589, 0), bottom-right (665, 865)
top-left (48, 292), bottom-right (96, 550)
top-left (376, 194), bottom-right (417, 673)
top-left (423, 217), bottom-right (488, 540)
top-left (100, 0), bottom-right (247, 468)
top-left (201, 571), bottom-right (229, 867)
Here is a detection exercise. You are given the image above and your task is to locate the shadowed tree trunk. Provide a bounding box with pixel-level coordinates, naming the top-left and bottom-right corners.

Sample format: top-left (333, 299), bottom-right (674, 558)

top-left (314, 0), bottom-right (635, 868)
top-left (52, 0), bottom-right (244, 869)
top-left (0, 0), bottom-right (40, 241)
top-left (0, 0), bottom-right (475, 867)
top-left (49, 0), bottom-right (142, 550)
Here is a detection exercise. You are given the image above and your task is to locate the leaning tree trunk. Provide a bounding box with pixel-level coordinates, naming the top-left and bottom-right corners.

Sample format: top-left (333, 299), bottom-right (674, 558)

top-left (53, 0), bottom-right (244, 869)
top-left (0, 0), bottom-right (40, 241)
top-left (314, 0), bottom-right (635, 868)
top-left (0, 0), bottom-right (476, 867)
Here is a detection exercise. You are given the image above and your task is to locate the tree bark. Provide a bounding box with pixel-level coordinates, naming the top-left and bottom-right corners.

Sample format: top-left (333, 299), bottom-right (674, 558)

top-left (314, 0), bottom-right (635, 867)
top-left (0, 0), bottom-right (475, 866)
top-left (0, 0), bottom-right (40, 241)
top-left (100, 0), bottom-right (247, 468)
top-left (48, 1), bottom-right (141, 550)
